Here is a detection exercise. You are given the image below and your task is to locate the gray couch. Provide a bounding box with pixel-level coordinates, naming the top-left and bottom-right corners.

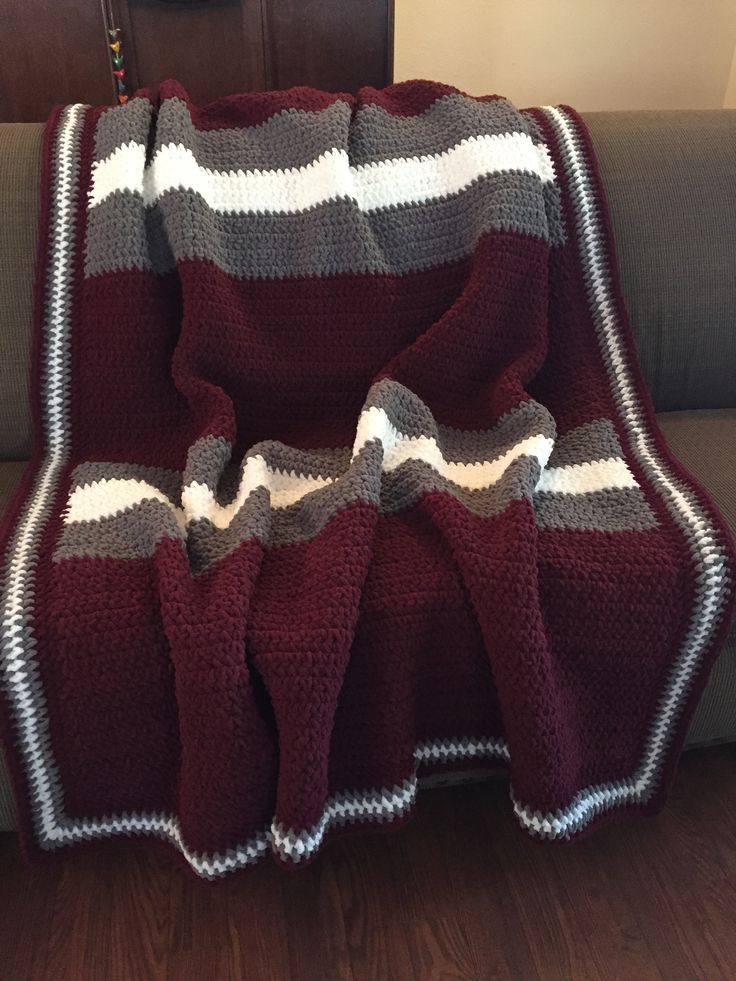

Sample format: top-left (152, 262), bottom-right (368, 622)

top-left (1, 112), bottom-right (734, 831)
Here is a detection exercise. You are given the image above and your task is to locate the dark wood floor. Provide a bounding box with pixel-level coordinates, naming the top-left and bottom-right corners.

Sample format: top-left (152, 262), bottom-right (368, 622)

top-left (1, 744), bottom-right (735, 981)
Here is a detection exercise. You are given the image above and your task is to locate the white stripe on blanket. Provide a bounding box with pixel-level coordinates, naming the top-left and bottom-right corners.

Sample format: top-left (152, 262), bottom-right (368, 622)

top-left (88, 132), bottom-right (555, 212)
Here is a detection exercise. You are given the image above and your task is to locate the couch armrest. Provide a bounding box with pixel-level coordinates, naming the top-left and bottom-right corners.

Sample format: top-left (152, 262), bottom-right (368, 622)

top-left (585, 110), bottom-right (736, 413)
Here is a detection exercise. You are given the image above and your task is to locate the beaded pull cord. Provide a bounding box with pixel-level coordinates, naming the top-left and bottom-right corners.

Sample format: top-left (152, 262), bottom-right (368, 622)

top-left (100, 0), bottom-right (129, 105)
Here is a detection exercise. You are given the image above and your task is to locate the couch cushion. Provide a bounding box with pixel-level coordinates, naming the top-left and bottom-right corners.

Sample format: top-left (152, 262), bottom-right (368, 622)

top-left (0, 460), bottom-right (28, 508)
top-left (585, 111), bottom-right (736, 413)
top-left (0, 461), bottom-right (25, 828)
top-left (657, 409), bottom-right (736, 537)
top-left (657, 409), bottom-right (736, 746)
top-left (0, 123), bottom-right (41, 462)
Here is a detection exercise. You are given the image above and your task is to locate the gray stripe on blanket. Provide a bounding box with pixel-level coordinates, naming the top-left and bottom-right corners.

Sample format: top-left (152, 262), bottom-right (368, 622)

top-left (93, 97), bottom-right (154, 164)
top-left (535, 487), bottom-right (657, 531)
top-left (348, 95), bottom-right (532, 166)
top-left (69, 461), bottom-right (183, 504)
top-left (94, 93), bottom-right (532, 172)
top-left (151, 98), bottom-right (353, 173)
top-left (547, 419), bottom-right (624, 468)
top-left (362, 381), bottom-right (557, 455)
top-left (184, 436), bottom-right (352, 494)
top-left (53, 498), bottom-right (183, 562)
top-left (85, 174), bottom-right (562, 280)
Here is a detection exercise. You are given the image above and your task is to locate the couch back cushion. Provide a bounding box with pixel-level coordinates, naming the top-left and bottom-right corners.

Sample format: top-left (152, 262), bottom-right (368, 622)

top-left (586, 110), bottom-right (736, 412)
top-left (0, 123), bottom-right (39, 460)
top-left (0, 113), bottom-right (734, 462)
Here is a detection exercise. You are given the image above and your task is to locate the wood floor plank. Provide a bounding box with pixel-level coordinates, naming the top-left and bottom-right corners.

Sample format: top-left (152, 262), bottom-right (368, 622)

top-left (330, 835), bottom-right (415, 981)
top-left (430, 786), bottom-right (544, 980)
top-left (167, 849), bottom-right (230, 980)
top-left (383, 794), bottom-right (475, 979)
top-left (225, 862), bottom-right (293, 981)
top-left (168, 942), bottom-right (231, 981)
top-left (43, 847), bottom-right (116, 981)
top-left (107, 847), bottom-right (170, 981)
top-left (278, 850), bottom-right (354, 981)
top-left (167, 853), bottom-right (228, 954)
top-left (546, 831), bottom-right (664, 980)
top-left (481, 790), bottom-right (606, 981)
top-left (1, 744), bottom-right (735, 981)
top-left (0, 840), bottom-right (58, 981)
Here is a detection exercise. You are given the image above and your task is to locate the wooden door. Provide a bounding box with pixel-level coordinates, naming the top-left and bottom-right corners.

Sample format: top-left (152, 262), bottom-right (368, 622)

top-left (0, 0), bottom-right (394, 122)
top-left (0, 0), bottom-right (116, 121)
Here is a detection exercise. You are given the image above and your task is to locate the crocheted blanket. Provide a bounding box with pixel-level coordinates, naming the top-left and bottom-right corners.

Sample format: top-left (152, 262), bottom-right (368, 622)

top-left (1, 81), bottom-right (734, 877)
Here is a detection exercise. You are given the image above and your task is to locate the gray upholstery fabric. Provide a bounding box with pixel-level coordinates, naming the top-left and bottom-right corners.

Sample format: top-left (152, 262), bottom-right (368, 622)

top-left (0, 463), bottom-right (26, 828)
top-left (688, 639), bottom-right (736, 747)
top-left (0, 459), bottom-right (27, 505)
top-left (585, 111), bottom-right (736, 413)
top-left (0, 123), bottom-right (40, 461)
top-left (657, 409), bottom-right (736, 536)
top-left (656, 410), bottom-right (736, 746)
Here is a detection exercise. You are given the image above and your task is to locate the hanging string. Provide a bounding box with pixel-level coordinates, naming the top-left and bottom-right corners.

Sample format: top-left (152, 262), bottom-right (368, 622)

top-left (100, 0), bottom-right (129, 104)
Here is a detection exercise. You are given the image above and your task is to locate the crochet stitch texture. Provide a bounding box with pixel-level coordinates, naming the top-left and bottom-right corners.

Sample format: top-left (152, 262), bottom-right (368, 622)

top-left (0, 80), bottom-right (733, 877)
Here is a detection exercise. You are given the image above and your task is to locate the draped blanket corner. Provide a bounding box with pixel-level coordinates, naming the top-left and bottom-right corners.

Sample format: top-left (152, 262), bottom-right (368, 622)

top-left (1, 79), bottom-right (734, 877)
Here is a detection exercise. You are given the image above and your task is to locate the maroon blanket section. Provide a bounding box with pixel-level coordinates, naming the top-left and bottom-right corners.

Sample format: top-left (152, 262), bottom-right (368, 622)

top-left (1, 80), bottom-right (733, 877)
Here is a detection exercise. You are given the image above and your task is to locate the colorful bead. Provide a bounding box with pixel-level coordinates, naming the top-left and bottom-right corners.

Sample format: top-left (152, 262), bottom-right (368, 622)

top-left (107, 26), bottom-right (127, 108)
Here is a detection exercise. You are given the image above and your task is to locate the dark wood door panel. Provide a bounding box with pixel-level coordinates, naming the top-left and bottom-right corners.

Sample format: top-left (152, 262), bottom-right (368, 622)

top-left (119, 0), bottom-right (266, 103)
top-left (0, 0), bottom-right (393, 122)
top-left (263, 0), bottom-right (394, 92)
top-left (0, 0), bottom-right (115, 122)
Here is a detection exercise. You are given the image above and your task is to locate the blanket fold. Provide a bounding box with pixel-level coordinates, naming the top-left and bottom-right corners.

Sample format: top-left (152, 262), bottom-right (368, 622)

top-left (1, 79), bottom-right (733, 876)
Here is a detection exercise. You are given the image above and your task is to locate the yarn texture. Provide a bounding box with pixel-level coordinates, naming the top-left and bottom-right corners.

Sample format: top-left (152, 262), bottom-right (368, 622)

top-left (0, 80), bottom-right (733, 877)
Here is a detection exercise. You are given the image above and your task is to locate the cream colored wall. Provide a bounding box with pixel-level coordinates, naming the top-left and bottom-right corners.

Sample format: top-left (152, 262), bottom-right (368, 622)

top-left (394, 0), bottom-right (736, 111)
top-left (723, 44), bottom-right (736, 107)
